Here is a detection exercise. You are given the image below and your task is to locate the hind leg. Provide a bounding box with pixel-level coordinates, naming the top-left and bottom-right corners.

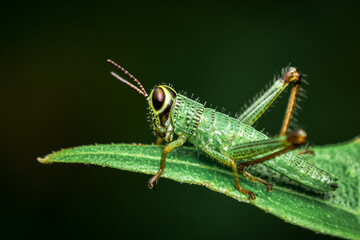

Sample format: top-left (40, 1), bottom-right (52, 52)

top-left (228, 130), bottom-right (307, 168)
top-left (238, 68), bottom-right (302, 135)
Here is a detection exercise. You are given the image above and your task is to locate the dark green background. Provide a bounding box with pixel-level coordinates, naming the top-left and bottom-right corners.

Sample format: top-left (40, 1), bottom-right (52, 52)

top-left (2, 1), bottom-right (359, 239)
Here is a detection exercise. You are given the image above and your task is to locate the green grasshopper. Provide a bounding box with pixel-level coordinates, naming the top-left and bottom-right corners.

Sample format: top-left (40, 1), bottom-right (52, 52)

top-left (107, 59), bottom-right (338, 199)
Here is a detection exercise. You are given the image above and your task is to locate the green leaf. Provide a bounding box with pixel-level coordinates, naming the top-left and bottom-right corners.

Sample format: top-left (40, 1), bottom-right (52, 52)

top-left (38, 137), bottom-right (360, 239)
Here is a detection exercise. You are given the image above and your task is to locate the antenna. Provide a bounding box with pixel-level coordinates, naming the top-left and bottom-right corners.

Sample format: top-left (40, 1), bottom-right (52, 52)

top-left (110, 72), bottom-right (147, 97)
top-left (107, 59), bottom-right (148, 97)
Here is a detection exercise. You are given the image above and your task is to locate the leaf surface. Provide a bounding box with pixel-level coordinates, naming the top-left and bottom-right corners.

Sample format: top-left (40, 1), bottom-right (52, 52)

top-left (38, 137), bottom-right (360, 239)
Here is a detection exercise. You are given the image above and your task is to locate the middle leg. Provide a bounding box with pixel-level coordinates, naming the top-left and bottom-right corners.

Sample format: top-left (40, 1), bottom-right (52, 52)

top-left (148, 135), bottom-right (186, 189)
top-left (202, 148), bottom-right (256, 200)
top-left (240, 168), bottom-right (273, 192)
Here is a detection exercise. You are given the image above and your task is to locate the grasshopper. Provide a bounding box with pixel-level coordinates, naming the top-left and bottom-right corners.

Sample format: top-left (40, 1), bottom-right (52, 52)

top-left (107, 59), bottom-right (338, 200)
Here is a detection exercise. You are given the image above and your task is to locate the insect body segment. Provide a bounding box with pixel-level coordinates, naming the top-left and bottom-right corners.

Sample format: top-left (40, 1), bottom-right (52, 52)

top-left (171, 95), bottom-right (336, 194)
top-left (107, 60), bottom-right (338, 200)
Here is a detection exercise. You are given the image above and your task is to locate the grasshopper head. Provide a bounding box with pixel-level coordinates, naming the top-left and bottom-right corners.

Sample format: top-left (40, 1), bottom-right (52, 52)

top-left (107, 60), bottom-right (177, 141)
top-left (148, 85), bottom-right (177, 140)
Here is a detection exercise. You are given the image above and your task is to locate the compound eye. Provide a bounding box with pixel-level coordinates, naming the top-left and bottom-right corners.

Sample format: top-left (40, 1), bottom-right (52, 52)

top-left (165, 86), bottom-right (177, 98)
top-left (152, 87), bottom-right (165, 110)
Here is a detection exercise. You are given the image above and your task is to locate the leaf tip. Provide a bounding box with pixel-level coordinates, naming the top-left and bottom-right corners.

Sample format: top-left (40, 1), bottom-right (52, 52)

top-left (37, 156), bottom-right (51, 164)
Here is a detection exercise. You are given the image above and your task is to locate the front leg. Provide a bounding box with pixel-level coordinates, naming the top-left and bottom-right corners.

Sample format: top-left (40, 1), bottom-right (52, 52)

top-left (148, 135), bottom-right (187, 189)
top-left (155, 137), bottom-right (163, 146)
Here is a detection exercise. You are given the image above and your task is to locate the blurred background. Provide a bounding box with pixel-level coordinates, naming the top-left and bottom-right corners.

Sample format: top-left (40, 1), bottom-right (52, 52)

top-left (2, 1), bottom-right (359, 239)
